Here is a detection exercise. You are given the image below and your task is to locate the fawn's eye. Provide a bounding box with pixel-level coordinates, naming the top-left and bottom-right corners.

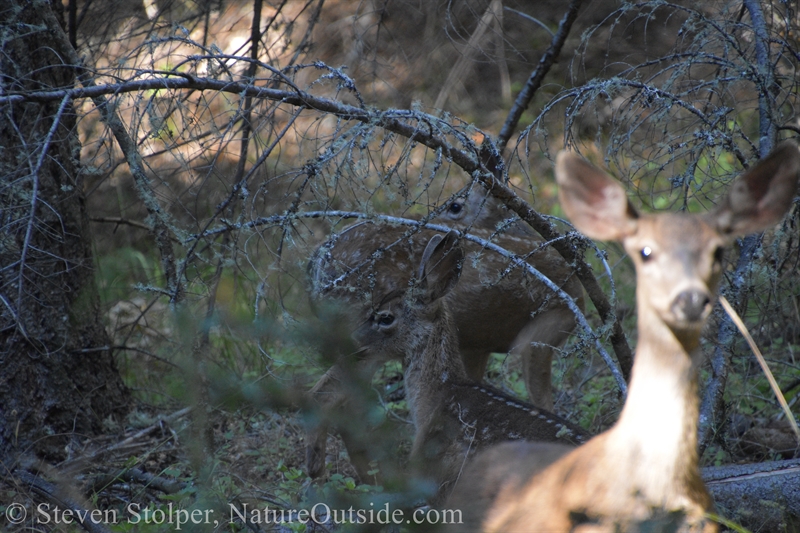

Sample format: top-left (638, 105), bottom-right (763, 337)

top-left (374, 312), bottom-right (395, 327)
top-left (640, 246), bottom-right (654, 262)
top-left (713, 246), bottom-right (724, 264)
top-left (448, 201), bottom-right (463, 215)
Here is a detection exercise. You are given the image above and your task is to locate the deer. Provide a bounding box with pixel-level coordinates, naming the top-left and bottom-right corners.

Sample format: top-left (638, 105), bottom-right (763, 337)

top-left (432, 187), bottom-right (584, 405)
top-left (304, 191), bottom-right (586, 481)
top-left (444, 141), bottom-right (800, 532)
top-left (342, 229), bottom-right (590, 501)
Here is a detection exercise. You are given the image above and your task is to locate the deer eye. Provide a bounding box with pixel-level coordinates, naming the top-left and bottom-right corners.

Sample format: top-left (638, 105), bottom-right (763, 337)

top-left (640, 246), bottom-right (653, 262)
top-left (448, 201), bottom-right (463, 215)
top-left (373, 312), bottom-right (395, 327)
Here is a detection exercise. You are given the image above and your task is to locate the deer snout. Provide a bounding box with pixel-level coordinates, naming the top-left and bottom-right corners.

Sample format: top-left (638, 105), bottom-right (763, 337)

top-left (671, 289), bottom-right (711, 323)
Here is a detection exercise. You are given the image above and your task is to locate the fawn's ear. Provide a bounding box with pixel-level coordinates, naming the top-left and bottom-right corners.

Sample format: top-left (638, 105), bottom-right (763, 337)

top-left (416, 231), bottom-right (463, 303)
top-left (711, 141), bottom-right (800, 239)
top-left (556, 151), bottom-right (639, 241)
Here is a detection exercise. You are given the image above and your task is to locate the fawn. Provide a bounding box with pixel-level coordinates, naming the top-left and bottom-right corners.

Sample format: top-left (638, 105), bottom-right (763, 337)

top-left (432, 188), bottom-right (582, 407)
top-left (305, 191), bottom-right (585, 479)
top-left (444, 141), bottom-right (800, 532)
top-left (348, 230), bottom-right (589, 501)
top-left (438, 184), bottom-right (534, 237)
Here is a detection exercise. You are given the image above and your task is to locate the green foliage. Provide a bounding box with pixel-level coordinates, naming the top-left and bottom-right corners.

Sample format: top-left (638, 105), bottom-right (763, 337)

top-left (486, 352), bottom-right (527, 399)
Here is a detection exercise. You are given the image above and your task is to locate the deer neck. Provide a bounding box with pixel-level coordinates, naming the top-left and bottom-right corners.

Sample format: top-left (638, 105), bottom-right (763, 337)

top-left (605, 302), bottom-right (704, 499)
top-left (403, 303), bottom-right (467, 427)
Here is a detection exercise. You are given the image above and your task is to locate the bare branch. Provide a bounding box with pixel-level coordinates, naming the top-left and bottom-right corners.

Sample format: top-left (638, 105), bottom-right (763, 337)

top-left (497, 0), bottom-right (583, 153)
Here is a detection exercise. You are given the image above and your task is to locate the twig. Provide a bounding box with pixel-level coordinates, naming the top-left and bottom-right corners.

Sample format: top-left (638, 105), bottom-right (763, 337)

top-left (180, 110), bottom-right (302, 292)
top-left (87, 467), bottom-right (186, 495)
top-left (83, 406), bottom-right (191, 461)
top-left (434, 0), bottom-right (503, 112)
top-left (89, 217), bottom-right (181, 243)
top-left (76, 345), bottom-right (180, 369)
top-left (285, 0), bottom-right (324, 70)
top-left (496, 0), bottom-right (582, 153)
top-left (504, 7), bottom-right (554, 37)
top-left (17, 95), bottom-right (72, 319)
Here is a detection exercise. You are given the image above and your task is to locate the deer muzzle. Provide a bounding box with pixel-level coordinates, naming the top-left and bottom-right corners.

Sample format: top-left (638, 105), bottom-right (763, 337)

top-left (671, 289), bottom-right (711, 324)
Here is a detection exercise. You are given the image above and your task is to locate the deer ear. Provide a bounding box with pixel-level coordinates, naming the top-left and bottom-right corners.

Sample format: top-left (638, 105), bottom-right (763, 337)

top-left (416, 231), bottom-right (463, 303)
top-left (556, 151), bottom-right (639, 241)
top-left (711, 141), bottom-right (800, 239)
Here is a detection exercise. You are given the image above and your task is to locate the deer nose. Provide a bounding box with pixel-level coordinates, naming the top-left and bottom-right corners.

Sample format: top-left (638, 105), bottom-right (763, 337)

top-left (671, 289), bottom-right (711, 323)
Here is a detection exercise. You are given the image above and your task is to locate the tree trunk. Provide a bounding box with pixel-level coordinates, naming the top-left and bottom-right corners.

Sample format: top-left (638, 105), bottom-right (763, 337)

top-left (0, 0), bottom-right (129, 460)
